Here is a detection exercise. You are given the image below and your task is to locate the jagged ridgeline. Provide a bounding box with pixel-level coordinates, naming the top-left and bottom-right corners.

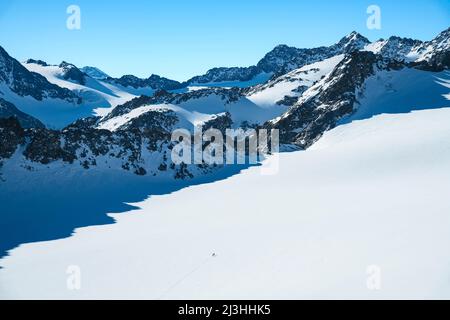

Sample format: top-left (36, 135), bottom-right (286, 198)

top-left (0, 27), bottom-right (449, 179)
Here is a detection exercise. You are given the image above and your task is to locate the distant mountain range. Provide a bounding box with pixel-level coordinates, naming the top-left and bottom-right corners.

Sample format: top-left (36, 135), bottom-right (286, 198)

top-left (0, 27), bottom-right (449, 180)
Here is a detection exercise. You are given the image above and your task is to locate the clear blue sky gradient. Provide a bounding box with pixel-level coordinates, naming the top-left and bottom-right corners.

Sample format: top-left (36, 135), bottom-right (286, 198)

top-left (1, 0), bottom-right (449, 81)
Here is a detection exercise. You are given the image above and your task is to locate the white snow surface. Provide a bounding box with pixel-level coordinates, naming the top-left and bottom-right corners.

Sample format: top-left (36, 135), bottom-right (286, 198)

top-left (97, 103), bottom-right (219, 131)
top-left (247, 55), bottom-right (345, 107)
top-left (98, 92), bottom-right (289, 132)
top-left (1, 106), bottom-right (450, 299)
top-left (19, 62), bottom-right (155, 124)
top-left (97, 56), bottom-right (348, 132)
top-left (343, 69), bottom-right (450, 122)
top-left (0, 82), bottom-right (84, 130)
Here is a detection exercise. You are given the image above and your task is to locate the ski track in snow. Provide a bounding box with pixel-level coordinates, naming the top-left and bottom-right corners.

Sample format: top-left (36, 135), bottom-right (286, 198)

top-left (1, 38), bottom-right (450, 299)
top-left (1, 107), bottom-right (450, 299)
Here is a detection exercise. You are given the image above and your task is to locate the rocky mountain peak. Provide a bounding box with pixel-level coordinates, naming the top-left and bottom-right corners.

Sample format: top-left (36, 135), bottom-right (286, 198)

top-left (107, 74), bottom-right (184, 90)
top-left (187, 66), bottom-right (261, 84)
top-left (59, 61), bottom-right (87, 85)
top-left (335, 31), bottom-right (370, 53)
top-left (429, 27), bottom-right (450, 51)
top-left (80, 66), bottom-right (110, 80)
top-left (25, 59), bottom-right (49, 67)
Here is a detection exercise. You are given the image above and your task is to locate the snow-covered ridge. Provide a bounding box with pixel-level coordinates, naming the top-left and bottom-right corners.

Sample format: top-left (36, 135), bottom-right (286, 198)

top-left (23, 61), bottom-right (145, 112)
top-left (363, 27), bottom-right (450, 66)
top-left (185, 31), bottom-right (370, 88)
top-left (105, 74), bottom-right (184, 91)
top-left (80, 66), bottom-right (110, 80)
top-left (268, 50), bottom-right (450, 148)
top-left (247, 55), bottom-right (345, 108)
top-left (0, 27), bottom-right (448, 130)
top-left (95, 86), bottom-right (292, 133)
top-left (95, 54), bottom-right (354, 135)
top-left (97, 103), bottom-right (219, 132)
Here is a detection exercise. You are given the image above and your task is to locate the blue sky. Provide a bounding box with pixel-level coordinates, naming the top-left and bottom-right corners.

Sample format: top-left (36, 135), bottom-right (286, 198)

top-left (0, 0), bottom-right (449, 81)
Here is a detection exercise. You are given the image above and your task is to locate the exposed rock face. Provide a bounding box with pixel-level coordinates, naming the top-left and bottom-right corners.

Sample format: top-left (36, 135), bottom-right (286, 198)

top-left (257, 32), bottom-right (370, 76)
top-left (80, 66), bottom-right (110, 80)
top-left (276, 95), bottom-right (302, 107)
top-left (0, 98), bottom-right (45, 129)
top-left (187, 28), bottom-right (449, 86)
top-left (0, 83), bottom-right (250, 179)
top-left (260, 29), bottom-right (450, 149)
top-left (374, 36), bottom-right (423, 61)
top-left (0, 118), bottom-right (168, 177)
top-left (185, 32), bottom-right (370, 86)
top-left (164, 87), bottom-right (243, 107)
top-left (0, 105), bottom-right (217, 179)
top-left (267, 51), bottom-right (382, 148)
top-left (59, 61), bottom-right (87, 85)
top-left (25, 59), bottom-right (49, 67)
top-left (99, 94), bottom-right (168, 122)
top-left (0, 117), bottom-right (25, 161)
top-left (115, 109), bottom-right (178, 152)
top-left (0, 46), bottom-right (80, 103)
top-left (1, 27), bottom-right (448, 180)
top-left (201, 112), bottom-right (233, 135)
top-left (426, 50), bottom-right (450, 70)
top-left (365, 28), bottom-right (450, 71)
top-left (187, 66), bottom-right (261, 84)
top-left (106, 74), bottom-right (184, 90)
top-left (410, 28), bottom-right (450, 71)
top-left (99, 88), bottom-right (243, 127)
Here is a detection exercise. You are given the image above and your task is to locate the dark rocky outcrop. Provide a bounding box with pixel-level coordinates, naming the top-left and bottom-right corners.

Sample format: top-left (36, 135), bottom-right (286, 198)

top-left (25, 59), bottom-right (49, 67)
top-left (59, 61), bottom-right (87, 85)
top-left (185, 32), bottom-right (370, 87)
top-left (267, 51), bottom-right (383, 148)
top-left (0, 117), bottom-right (25, 160)
top-left (106, 74), bottom-right (184, 91)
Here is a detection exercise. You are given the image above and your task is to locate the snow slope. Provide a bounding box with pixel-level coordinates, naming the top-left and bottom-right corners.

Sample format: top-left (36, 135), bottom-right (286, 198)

top-left (97, 56), bottom-right (349, 133)
top-left (98, 91), bottom-right (290, 132)
top-left (0, 60), bottom-right (145, 129)
top-left (247, 55), bottom-right (345, 107)
top-left (1, 106), bottom-right (450, 299)
top-left (0, 83), bottom-right (84, 130)
top-left (343, 69), bottom-right (450, 123)
top-left (23, 62), bottom-right (152, 119)
top-left (363, 28), bottom-right (450, 64)
top-left (97, 103), bottom-right (217, 131)
top-left (17, 63), bottom-right (174, 122)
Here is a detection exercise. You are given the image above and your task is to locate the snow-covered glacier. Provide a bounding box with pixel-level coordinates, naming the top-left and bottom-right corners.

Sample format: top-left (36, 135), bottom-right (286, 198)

top-left (1, 105), bottom-right (450, 299)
